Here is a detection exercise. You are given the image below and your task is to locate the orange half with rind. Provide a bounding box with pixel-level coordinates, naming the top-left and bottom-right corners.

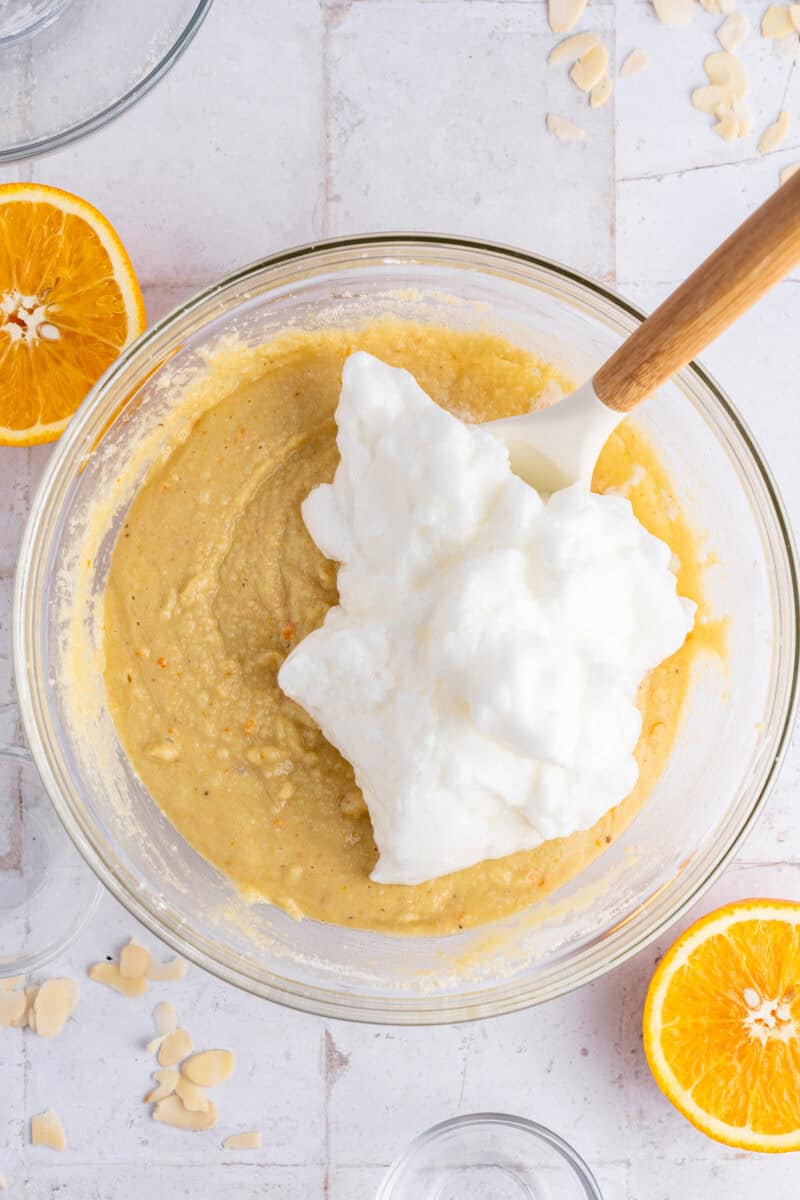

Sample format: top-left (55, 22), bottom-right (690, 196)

top-left (0, 183), bottom-right (145, 445)
top-left (644, 899), bottom-right (800, 1152)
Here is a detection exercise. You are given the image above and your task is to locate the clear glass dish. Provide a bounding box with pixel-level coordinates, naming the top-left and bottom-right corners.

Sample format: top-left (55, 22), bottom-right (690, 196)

top-left (377, 1114), bottom-right (602, 1200)
top-left (13, 235), bottom-right (799, 1023)
top-left (0, 0), bottom-right (213, 163)
top-left (0, 743), bottom-right (101, 977)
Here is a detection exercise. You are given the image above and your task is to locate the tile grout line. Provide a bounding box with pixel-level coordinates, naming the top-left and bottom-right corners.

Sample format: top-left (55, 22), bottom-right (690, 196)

top-left (611, 1), bottom-right (618, 288)
top-left (320, 1), bottom-right (336, 240)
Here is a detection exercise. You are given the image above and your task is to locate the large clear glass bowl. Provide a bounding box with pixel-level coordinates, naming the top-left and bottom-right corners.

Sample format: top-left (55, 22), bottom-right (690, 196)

top-left (0, 0), bottom-right (213, 163)
top-left (12, 235), bottom-right (799, 1023)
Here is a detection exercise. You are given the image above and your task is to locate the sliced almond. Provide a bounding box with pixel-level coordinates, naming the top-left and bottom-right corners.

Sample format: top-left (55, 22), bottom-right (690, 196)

top-left (146, 956), bottom-right (188, 982)
top-left (32, 979), bottom-right (78, 1039)
top-left (763, 4), bottom-right (795, 36)
top-left (546, 112), bottom-right (586, 141)
top-left (30, 1109), bottom-right (66, 1152)
top-left (569, 42), bottom-right (609, 92)
top-left (158, 1027), bottom-right (193, 1067)
top-left (699, 0), bottom-right (720, 11)
top-left (792, 3), bottom-right (800, 29)
top-left (590, 75), bottom-right (613, 107)
top-left (224, 1131), bottom-right (262, 1150)
top-left (146, 1036), bottom-right (165, 1054)
top-left (620, 48), bottom-right (649, 78)
top-left (145, 1068), bottom-right (179, 1103)
top-left (120, 940), bottom-right (151, 980)
top-left (713, 110), bottom-right (741, 141)
top-left (692, 84), bottom-right (731, 114)
top-left (23, 986), bottom-right (38, 1030)
top-left (759, 109), bottom-right (791, 153)
top-left (548, 0), bottom-right (587, 34)
top-left (89, 962), bottom-right (148, 998)
top-left (153, 1094), bottom-right (217, 1131)
top-left (153, 1000), bottom-right (177, 1037)
top-left (653, 0), bottom-right (695, 26)
top-left (704, 50), bottom-right (748, 97)
top-left (717, 12), bottom-right (751, 53)
top-left (719, 0), bottom-right (736, 11)
top-left (0, 976), bottom-right (24, 991)
top-left (780, 162), bottom-right (800, 183)
top-left (0, 990), bottom-right (26, 1028)
top-left (736, 105), bottom-right (753, 137)
top-left (180, 1049), bottom-right (235, 1087)
top-left (548, 31), bottom-right (600, 66)
top-left (175, 1076), bottom-right (211, 1113)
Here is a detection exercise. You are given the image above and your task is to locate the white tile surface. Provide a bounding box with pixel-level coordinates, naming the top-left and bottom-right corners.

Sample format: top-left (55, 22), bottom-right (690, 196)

top-left (2, 2), bottom-right (800, 1198)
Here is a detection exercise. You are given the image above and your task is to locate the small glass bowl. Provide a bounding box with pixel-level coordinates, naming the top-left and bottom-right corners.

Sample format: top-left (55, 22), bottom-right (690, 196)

top-left (0, 0), bottom-right (213, 162)
top-left (0, 744), bottom-right (101, 978)
top-left (377, 1114), bottom-right (603, 1200)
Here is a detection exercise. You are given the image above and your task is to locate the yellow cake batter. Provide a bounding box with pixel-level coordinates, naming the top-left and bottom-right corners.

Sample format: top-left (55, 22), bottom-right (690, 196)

top-left (103, 320), bottom-right (711, 936)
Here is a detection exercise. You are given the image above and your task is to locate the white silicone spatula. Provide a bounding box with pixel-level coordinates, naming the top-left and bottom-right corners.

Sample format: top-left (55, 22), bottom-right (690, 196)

top-left (486, 170), bottom-right (800, 492)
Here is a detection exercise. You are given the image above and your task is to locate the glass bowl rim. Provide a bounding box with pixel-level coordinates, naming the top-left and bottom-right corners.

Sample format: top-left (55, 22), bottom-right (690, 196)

top-left (375, 1111), bottom-right (604, 1199)
top-left (0, 741), bottom-right (102, 976)
top-left (12, 232), bottom-right (800, 1023)
top-left (0, 0), bottom-right (214, 164)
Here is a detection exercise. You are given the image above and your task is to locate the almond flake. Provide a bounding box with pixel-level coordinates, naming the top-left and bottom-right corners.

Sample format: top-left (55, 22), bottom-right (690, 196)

top-left (569, 42), bottom-right (609, 92)
top-left (736, 106), bottom-right (753, 137)
top-left (548, 0), bottom-right (587, 34)
top-left (30, 1109), bottom-right (66, 1152)
top-left (763, 4), bottom-right (795, 36)
top-left (759, 109), bottom-right (791, 153)
top-left (153, 1000), bottom-right (177, 1037)
top-left (717, 12), bottom-right (751, 52)
top-left (0, 977), bottom-right (24, 991)
top-left (89, 962), bottom-right (148, 998)
top-left (23, 986), bottom-right (38, 1030)
top-left (713, 110), bottom-right (741, 141)
top-left (33, 979), bottom-right (78, 1039)
top-left (158, 1027), bottom-right (193, 1067)
top-left (120, 940), bottom-right (151, 979)
top-left (792, 4), bottom-right (800, 29)
top-left (175, 1076), bottom-right (211, 1113)
top-left (153, 1094), bottom-right (217, 1131)
top-left (699, 0), bottom-right (720, 11)
top-left (546, 113), bottom-right (586, 141)
top-left (0, 990), bottom-right (26, 1028)
top-left (146, 1036), bottom-right (165, 1054)
top-left (704, 50), bottom-right (748, 96)
top-left (180, 1049), bottom-right (235, 1087)
top-left (719, 0), bottom-right (736, 11)
top-left (146, 956), bottom-right (188, 982)
top-left (144, 1068), bottom-right (179, 1103)
top-left (653, 0), bottom-right (695, 26)
top-left (548, 31), bottom-right (600, 66)
top-left (692, 84), bottom-right (731, 114)
top-left (590, 76), bottom-right (613, 107)
top-left (620, 48), bottom-right (649, 78)
top-left (781, 162), bottom-right (800, 183)
top-left (224, 1131), bottom-right (262, 1150)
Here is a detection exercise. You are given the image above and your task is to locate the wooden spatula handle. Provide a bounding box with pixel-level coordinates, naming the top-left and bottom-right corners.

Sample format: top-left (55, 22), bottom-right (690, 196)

top-left (594, 170), bottom-right (800, 412)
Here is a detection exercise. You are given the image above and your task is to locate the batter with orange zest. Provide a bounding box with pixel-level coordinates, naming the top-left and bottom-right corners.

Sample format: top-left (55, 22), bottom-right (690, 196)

top-left (102, 320), bottom-right (715, 935)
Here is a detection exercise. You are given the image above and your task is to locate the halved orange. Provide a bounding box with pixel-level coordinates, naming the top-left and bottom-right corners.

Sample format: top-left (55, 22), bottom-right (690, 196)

top-left (0, 183), bottom-right (146, 445)
top-left (644, 899), bottom-right (800, 1152)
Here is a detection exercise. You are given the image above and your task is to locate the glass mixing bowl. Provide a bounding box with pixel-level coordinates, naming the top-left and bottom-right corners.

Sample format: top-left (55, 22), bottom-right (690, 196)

top-left (13, 235), bottom-right (799, 1023)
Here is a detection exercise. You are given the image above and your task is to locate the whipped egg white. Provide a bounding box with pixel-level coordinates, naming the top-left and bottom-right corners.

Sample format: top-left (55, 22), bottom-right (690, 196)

top-left (278, 352), bottom-right (695, 885)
